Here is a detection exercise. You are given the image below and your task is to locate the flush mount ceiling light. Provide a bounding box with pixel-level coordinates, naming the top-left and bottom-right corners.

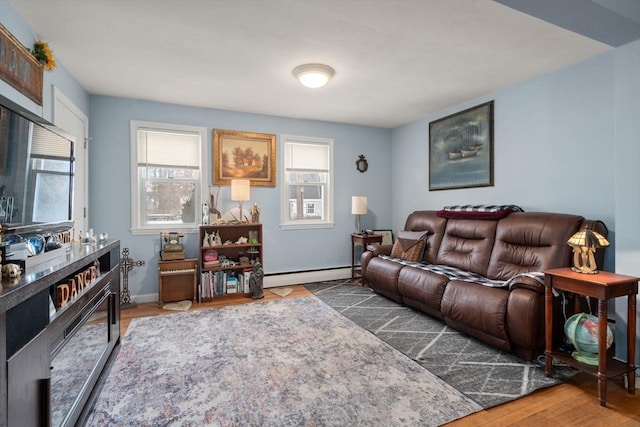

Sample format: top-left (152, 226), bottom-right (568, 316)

top-left (293, 63), bottom-right (335, 88)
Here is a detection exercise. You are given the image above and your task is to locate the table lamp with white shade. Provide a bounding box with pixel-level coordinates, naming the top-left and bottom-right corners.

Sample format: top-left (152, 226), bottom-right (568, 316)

top-left (351, 196), bottom-right (367, 233)
top-left (231, 179), bottom-right (250, 222)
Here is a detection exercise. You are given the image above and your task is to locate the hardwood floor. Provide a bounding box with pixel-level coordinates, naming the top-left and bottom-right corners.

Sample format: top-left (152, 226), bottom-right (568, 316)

top-left (120, 285), bottom-right (640, 426)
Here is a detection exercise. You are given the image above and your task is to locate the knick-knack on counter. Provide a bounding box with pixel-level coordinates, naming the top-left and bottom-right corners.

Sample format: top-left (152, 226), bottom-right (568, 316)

top-left (251, 203), bottom-right (260, 223)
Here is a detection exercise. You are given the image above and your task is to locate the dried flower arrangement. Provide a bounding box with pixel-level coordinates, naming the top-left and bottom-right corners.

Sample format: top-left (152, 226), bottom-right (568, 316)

top-left (32, 40), bottom-right (56, 71)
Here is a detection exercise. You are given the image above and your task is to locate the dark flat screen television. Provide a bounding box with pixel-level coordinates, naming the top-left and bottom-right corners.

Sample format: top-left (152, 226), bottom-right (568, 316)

top-left (0, 94), bottom-right (74, 236)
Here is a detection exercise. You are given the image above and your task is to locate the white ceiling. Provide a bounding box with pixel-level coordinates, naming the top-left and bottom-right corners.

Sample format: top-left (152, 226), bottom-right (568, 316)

top-left (11, 0), bottom-right (615, 128)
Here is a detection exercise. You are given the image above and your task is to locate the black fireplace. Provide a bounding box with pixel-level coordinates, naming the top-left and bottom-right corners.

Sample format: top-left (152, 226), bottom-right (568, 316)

top-left (2, 242), bottom-right (120, 427)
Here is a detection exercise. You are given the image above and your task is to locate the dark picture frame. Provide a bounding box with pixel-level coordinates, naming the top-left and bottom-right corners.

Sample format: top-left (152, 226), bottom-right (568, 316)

top-left (428, 101), bottom-right (494, 191)
top-left (373, 229), bottom-right (393, 245)
top-left (213, 129), bottom-right (276, 187)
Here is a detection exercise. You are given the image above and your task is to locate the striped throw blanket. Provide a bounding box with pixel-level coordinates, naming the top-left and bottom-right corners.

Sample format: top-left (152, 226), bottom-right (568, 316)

top-left (378, 255), bottom-right (544, 289)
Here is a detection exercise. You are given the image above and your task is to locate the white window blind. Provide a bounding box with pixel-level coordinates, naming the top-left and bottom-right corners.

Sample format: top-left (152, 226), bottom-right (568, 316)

top-left (285, 142), bottom-right (329, 171)
top-left (137, 128), bottom-right (200, 168)
top-left (31, 124), bottom-right (72, 158)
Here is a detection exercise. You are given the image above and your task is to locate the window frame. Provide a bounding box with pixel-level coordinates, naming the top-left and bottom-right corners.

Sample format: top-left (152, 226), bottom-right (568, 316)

top-left (280, 134), bottom-right (334, 230)
top-left (130, 120), bottom-right (208, 235)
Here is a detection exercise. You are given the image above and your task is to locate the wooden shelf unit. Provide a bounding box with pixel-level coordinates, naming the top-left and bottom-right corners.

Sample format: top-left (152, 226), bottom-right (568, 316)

top-left (198, 223), bottom-right (263, 301)
top-left (544, 267), bottom-right (637, 407)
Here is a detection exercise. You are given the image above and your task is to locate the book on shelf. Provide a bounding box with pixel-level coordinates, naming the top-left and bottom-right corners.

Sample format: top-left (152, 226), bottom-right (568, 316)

top-left (200, 268), bottom-right (255, 297)
top-left (226, 274), bottom-right (238, 294)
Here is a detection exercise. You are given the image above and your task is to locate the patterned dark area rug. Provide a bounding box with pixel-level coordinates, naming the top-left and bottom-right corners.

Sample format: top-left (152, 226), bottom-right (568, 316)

top-left (85, 296), bottom-right (481, 426)
top-left (306, 280), bottom-right (576, 409)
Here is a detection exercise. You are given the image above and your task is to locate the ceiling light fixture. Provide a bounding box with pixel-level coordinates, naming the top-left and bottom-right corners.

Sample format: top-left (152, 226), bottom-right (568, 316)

top-left (293, 63), bottom-right (335, 88)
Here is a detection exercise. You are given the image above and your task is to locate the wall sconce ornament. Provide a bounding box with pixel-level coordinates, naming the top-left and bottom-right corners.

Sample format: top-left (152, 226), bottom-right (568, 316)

top-left (356, 154), bottom-right (368, 173)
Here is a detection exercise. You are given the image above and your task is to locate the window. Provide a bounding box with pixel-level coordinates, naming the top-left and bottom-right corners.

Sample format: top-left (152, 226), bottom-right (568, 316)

top-left (29, 124), bottom-right (73, 222)
top-left (130, 121), bottom-right (207, 234)
top-left (280, 134), bottom-right (333, 229)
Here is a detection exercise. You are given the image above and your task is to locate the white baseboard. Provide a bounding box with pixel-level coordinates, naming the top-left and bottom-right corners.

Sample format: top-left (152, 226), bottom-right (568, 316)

top-left (264, 267), bottom-right (351, 288)
top-left (130, 267), bottom-right (351, 305)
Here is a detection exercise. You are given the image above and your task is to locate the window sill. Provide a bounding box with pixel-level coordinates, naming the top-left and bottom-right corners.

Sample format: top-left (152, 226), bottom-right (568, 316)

top-left (130, 225), bottom-right (199, 236)
top-left (279, 222), bottom-right (335, 231)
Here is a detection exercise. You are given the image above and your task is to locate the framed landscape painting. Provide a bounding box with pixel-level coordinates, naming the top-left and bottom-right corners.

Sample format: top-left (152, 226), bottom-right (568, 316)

top-left (428, 101), bottom-right (494, 191)
top-left (213, 129), bottom-right (276, 187)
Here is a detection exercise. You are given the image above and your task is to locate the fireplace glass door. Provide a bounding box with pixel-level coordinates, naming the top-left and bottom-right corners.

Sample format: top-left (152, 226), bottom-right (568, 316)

top-left (50, 288), bottom-right (112, 427)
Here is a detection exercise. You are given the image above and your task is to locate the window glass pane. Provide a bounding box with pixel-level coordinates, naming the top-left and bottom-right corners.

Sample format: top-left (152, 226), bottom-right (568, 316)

top-left (287, 184), bottom-right (324, 220)
top-left (286, 171), bottom-right (325, 184)
top-left (141, 167), bottom-right (197, 225)
top-left (32, 158), bottom-right (70, 173)
top-left (31, 158), bottom-right (72, 222)
top-left (33, 172), bottom-right (70, 222)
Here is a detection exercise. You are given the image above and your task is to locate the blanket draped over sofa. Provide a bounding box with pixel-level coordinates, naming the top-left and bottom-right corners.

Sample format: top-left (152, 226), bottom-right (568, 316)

top-left (361, 209), bottom-right (607, 360)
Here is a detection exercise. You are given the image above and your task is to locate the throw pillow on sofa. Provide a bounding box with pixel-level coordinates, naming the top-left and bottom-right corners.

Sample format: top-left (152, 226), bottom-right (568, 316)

top-left (390, 231), bottom-right (427, 262)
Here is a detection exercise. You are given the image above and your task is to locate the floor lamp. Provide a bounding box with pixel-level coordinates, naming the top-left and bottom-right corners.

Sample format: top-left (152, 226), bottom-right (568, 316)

top-left (351, 196), bottom-right (367, 233)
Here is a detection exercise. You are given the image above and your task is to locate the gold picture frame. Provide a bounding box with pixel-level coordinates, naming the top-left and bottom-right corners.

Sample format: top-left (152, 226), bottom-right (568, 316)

top-left (213, 129), bottom-right (276, 187)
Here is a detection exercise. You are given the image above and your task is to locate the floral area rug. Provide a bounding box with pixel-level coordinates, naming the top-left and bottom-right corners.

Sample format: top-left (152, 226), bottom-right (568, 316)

top-left (307, 281), bottom-right (577, 408)
top-left (85, 296), bottom-right (481, 426)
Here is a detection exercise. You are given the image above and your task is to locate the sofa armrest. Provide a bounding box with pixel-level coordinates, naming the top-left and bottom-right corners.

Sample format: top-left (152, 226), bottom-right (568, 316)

top-left (367, 243), bottom-right (393, 256)
top-left (508, 275), bottom-right (545, 294)
top-left (360, 244), bottom-right (393, 285)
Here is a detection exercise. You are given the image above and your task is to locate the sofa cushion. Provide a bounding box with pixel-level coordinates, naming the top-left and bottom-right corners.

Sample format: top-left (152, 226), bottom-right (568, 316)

top-left (398, 266), bottom-right (449, 319)
top-left (403, 211), bottom-right (448, 264)
top-left (487, 212), bottom-right (583, 280)
top-left (441, 281), bottom-right (511, 352)
top-left (390, 231), bottom-right (427, 262)
top-left (436, 218), bottom-right (497, 277)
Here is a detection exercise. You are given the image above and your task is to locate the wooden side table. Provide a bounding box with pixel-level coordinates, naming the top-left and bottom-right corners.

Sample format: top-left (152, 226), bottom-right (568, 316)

top-left (544, 267), bottom-right (637, 406)
top-left (158, 258), bottom-right (198, 304)
top-left (351, 233), bottom-right (383, 282)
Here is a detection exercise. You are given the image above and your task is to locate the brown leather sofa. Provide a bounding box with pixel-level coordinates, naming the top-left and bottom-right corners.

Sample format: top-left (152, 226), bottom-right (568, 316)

top-left (361, 210), bottom-right (608, 360)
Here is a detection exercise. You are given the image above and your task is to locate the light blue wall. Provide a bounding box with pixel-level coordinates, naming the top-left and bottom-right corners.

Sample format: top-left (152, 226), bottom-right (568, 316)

top-left (613, 39), bottom-right (640, 365)
top-left (0, 0), bottom-right (89, 119)
top-left (391, 51), bottom-right (617, 268)
top-left (89, 96), bottom-right (392, 298)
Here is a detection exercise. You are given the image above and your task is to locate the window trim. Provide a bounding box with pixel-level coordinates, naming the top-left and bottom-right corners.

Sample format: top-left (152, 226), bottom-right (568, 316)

top-left (130, 120), bottom-right (208, 235)
top-left (280, 134), bottom-right (334, 230)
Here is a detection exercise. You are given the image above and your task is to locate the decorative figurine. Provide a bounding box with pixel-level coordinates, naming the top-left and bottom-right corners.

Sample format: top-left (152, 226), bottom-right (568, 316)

top-left (203, 231), bottom-right (211, 247)
top-left (251, 202), bottom-right (260, 223)
top-left (250, 260), bottom-right (264, 299)
top-left (1, 263), bottom-right (22, 279)
top-left (209, 185), bottom-right (222, 223)
top-left (202, 203), bottom-right (210, 225)
top-left (213, 231), bottom-right (222, 246)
